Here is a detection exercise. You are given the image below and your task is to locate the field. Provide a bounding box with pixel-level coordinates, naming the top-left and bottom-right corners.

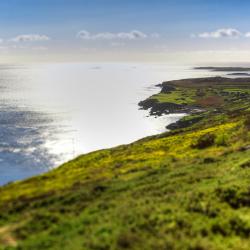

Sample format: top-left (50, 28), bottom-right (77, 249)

top-left (1, 77), bottom-right (250, 250)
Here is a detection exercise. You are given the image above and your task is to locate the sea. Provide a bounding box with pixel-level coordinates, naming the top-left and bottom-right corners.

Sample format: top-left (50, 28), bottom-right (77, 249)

top-left (0, 62), bottom-right (221, 185)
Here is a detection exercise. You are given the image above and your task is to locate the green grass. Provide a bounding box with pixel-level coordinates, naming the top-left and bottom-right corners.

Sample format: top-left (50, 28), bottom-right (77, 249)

top-left (150, 88), bottom-right (196, 104)
top-left (1, 77), bottom-right (250, 250)
top-left (222, 88), bottom-right (250, 93)
top-left (0, 117), bottom-right (250, 250)
top-left (147, 77), bottom-right (250, 112)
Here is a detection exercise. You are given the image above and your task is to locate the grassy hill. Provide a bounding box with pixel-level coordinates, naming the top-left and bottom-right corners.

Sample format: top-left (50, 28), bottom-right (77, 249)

top-left (1, 77), bottom-right (250, 250)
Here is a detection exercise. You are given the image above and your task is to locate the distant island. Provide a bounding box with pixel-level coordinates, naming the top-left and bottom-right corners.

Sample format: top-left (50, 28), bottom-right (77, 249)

top-left (227, 72), bottom-right (250, 76)
top-left (194, 66), bottom-right (250, 72)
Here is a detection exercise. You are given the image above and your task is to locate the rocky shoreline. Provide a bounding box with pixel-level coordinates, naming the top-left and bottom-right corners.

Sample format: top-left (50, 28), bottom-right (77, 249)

top-left (139, 76), bottom-right (250, 131)
top-left (138, 79), bottom-right (204, 130)
top-left (139, 98), bottom-right (191, 116)
top-left (139, 95), bottom-right (203, 130)
top-left (139, 80), bottom-right (201, 115)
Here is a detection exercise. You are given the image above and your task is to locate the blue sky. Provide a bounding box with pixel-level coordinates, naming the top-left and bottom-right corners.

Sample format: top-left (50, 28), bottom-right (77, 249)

top-left (1, 0), bottom-right (250, 62)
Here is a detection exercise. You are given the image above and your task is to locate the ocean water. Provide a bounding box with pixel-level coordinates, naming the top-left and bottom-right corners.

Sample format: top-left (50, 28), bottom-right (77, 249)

top-left (0, 63), bottom-right (217, 185)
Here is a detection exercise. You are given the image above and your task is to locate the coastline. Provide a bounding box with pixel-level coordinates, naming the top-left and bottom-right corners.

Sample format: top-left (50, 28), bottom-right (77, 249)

top-left (0, 63), bottom-right (197, 186)
top-left (1, 75), bottom-right (250, 249)
top-left (138, 78), bottom-right (204, 130)
top-left (139, 76), bottom-right (250, 130)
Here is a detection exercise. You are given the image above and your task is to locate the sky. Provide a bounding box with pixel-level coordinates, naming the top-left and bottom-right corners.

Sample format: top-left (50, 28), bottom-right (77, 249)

top-left (1, 0), bottom-right (250, 63)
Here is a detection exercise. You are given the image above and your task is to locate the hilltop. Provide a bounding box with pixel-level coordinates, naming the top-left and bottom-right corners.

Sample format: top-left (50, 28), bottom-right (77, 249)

top-left (1, 77), bottom-right (250, 250)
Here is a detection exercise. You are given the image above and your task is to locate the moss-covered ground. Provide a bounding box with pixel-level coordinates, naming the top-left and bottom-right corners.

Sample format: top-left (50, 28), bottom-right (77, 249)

top-left (1, 77), bottom-right (250, 250)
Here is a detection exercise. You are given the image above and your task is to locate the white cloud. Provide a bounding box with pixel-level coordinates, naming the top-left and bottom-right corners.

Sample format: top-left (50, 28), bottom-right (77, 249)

top-left (118, 30), bottom-right (147, 39)
top-left (198, 28), bottom-right (241, 38)
top-left (94, 32), bottom-right (118, 39)
top-left (77, 30), bottom-right (91, 39)
top-left (10, 34), bottom-right (50, 42)
top-left (245, 32), bottom-right (250, 38)
top-left (77, 30), bottom-right (149, 40)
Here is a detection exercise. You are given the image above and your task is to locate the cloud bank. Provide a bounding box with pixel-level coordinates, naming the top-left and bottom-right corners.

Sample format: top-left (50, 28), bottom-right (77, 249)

top-left (10, 34), bottom-right (50, 42)
top-left (77, 30), bottom-right (157, 40)
top-left (198, 28), bottom-right (241, 38)
top-left (196, 28), bottom-right (250, 39)
top-left (245, 32), bottom-right (250, 38)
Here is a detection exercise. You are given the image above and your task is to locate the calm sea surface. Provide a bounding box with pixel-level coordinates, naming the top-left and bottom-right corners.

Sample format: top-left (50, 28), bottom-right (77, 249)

top-left (0, 63), bottom-right (218, 185)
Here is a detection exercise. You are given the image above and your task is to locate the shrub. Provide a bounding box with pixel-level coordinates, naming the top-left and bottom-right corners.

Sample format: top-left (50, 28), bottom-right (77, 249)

top-left (203, 157), bottom-right (217, 164)
top-left (215, 133), bottom-right (228, 146)
top-left (117, 232), bottom-right (139, 249)
top-left (240, 160), bottom-right (250, 169)
top-left (244, 115), bottom-right (250, 130)
top-left (192, 133), bottom-right (215, 149)
top-left (229, 216), bottom-right (250, 237)
top-left (216, 186), bottom-right (250, 208)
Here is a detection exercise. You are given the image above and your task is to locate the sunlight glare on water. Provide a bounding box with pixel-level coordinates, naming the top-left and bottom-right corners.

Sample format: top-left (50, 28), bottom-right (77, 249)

top-left (0, 63), bottom-right (216, 185)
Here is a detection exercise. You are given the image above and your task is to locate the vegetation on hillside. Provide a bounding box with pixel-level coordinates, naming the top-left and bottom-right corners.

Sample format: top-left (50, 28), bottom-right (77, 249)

top-left (1, 77), bottom-right (250, 250)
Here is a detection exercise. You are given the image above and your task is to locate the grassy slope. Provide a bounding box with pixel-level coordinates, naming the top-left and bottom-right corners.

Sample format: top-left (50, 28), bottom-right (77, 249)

top-left (1, 77), bottom-right (250, 250)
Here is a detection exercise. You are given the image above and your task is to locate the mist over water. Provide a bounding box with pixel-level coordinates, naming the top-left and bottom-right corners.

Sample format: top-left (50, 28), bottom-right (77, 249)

top-left (0, 63), bottom-right (217, 185)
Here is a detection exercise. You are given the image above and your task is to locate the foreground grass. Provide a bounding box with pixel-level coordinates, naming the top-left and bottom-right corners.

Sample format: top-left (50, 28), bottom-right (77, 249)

top-left (1, 77), bottom-right (250, 250)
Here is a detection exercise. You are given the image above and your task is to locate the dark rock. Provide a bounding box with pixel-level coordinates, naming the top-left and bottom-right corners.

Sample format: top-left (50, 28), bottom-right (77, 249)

top-left (166, 116), bottom-right (203, 130)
